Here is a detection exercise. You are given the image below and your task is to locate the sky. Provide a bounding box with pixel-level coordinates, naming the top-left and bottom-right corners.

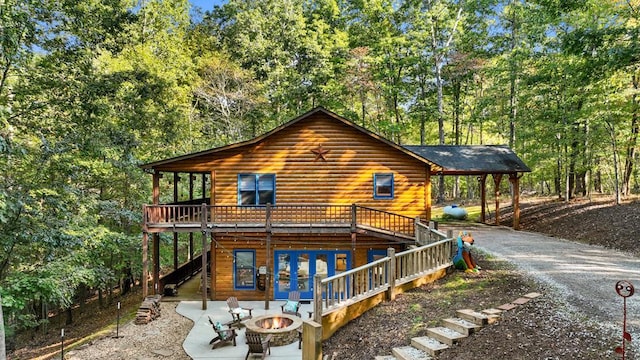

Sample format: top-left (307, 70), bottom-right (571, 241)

top-left (189, 0), bottom-right (226, 12)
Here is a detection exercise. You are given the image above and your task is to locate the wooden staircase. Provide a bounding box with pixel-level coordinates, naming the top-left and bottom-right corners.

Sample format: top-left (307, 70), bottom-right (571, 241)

top-left (374, 293), bottom-right (541, 360)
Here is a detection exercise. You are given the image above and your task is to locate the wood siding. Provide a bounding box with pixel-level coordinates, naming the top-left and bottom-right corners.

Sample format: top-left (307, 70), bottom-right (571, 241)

top-left (152, 113), bottom-right (431, 219)
top-left (210, 233), bottom-right (404, 301)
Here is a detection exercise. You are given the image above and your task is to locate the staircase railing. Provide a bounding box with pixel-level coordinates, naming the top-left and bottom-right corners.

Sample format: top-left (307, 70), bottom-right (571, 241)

top-left (313, 226), bottom-right (453, 328)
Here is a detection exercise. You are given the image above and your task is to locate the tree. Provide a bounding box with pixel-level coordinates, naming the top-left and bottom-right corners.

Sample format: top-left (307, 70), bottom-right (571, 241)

top-left (192, 54), bottom-right (265, 144)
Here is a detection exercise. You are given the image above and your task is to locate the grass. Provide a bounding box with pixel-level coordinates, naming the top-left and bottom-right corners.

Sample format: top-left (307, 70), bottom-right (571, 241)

top-left (431, 204), bottom-right (483, 223)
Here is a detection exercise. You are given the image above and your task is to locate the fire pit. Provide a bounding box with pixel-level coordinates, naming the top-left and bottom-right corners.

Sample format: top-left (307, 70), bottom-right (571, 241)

top-left (244, 313), bottom-right (303, 346)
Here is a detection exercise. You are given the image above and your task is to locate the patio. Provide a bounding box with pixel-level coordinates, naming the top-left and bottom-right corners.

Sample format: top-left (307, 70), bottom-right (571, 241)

top-left (176, 300), bottom-right (313, 360)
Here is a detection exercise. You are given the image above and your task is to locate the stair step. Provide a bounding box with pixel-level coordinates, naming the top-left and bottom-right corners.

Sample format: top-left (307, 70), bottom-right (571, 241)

top-left (392, 346), bottom-right (433, 360)
top-left (426, 326), bottom-right (467, 346)
top-left (411, 336), bottom-right (449, 356)
top-left (442, 317), bottom-right (482, 336)
top-left (375, 356), bottom-right (397, 360)
top-left (481, 308), bottom-right (502, 324)
top-left (456, 308), bottom-right (489, 325)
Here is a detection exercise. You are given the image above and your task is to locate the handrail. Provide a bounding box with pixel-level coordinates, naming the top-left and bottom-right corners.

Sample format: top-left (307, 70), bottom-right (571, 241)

top-left (314, 229), bottom-right (454, 321)
top-left (355, 206), bottom-right (415, 237)
top-left (415, 221), bottom-right (447, 245)
top-left (143, 204), bottom-right (421, 237)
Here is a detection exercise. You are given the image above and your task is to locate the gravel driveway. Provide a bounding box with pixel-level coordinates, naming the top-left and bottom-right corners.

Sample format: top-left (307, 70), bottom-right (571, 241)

top-left (444, 224), bottom-right (640, 344)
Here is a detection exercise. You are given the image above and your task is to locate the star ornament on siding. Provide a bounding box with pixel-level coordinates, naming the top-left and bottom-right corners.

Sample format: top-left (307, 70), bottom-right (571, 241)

top-left (311, 144), bottom-right (330, 161)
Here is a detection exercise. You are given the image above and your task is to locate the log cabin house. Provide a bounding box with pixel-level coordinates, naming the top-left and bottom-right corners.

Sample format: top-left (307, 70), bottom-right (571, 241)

top-left (140, 107), bottom-right (529, 304)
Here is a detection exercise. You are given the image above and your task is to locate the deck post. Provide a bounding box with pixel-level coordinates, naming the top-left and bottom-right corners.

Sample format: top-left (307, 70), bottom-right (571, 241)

top-left (201, 204), bottom-right (208, 310)
top-left (201, 230), bottom-right (208, 310)
top-left (350, 204), bottom-right (357, 232)
top-left (142, 231), bottom-right (148, 298)
top-left (313, 274), bottom-right (322, 324)
top-left (152, 234), bottom-right (160, 295)
top-left (386, 248), bottom-right (396, 301)
top-left (265, 203), bottom-right (272, 310)
top-left (301, 319), bottom-right (323, 360)
top-left (173, 173), bottom-right (179, 270)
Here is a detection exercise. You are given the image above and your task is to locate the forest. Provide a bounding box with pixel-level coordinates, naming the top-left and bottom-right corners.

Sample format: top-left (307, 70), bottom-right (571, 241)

top-left (0, 0), bottom-right (638, 351)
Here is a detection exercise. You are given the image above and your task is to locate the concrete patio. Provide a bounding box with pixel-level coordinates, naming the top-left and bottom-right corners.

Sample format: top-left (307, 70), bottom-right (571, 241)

top-left (176, 300), bottom-right (313, 360)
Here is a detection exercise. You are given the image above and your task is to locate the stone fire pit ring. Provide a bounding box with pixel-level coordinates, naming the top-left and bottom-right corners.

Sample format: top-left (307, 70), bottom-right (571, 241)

top-left (244, 313), bottom-right (303, 346)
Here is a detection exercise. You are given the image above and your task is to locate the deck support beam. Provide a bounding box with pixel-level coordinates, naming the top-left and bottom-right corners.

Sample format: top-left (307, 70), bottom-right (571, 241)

top-left (173, 173), bottom-right (179, 270)
top-left (142, 231), bottom-right (149, 298)
top-left (201, 230), bottom-right (208, 310)
top-left (265, 204), bottom-right (272, 310)
top-left (152, 234), bottom-right (160, 294)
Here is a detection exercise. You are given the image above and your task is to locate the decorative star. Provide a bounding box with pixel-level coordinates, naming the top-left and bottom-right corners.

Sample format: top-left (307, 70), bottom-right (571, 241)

top-left (311, 144), bottom-right (330, 161)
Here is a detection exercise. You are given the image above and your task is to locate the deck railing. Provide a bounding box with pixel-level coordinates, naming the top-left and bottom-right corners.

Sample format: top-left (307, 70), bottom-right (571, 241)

top-left (313, 227), bottom-right (452, 323)
top-left (355, 206), bottom-right (416, 237)
top-left (314, 228), bottom-right (454, 323)
top-left (143, 203), bottom-right (419, 236)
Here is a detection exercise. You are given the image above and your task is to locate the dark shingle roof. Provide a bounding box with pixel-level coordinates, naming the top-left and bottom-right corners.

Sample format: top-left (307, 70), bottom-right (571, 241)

top-left (403, 145), bottom-right (531, 175)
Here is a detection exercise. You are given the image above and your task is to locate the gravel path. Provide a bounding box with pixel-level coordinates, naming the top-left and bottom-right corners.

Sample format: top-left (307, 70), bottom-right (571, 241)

top-left (65, 302), bottom-right (192, 360)
top-left (446, 224), bottom-right (640, 343)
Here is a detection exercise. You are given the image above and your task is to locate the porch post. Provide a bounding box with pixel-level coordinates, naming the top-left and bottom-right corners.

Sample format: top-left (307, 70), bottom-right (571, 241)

top-left (479, 174), bottom-right (487, 223)
top-left (493, 174), bottom-right (503, 226)
top-left (152, 171), bottom-right (161, 205)
top-left (509, 173), bottom-right (522, 230)
top-left (189, 173), bottom-right (194, 261)
top-left (201, 173), bottom-right (206, 200)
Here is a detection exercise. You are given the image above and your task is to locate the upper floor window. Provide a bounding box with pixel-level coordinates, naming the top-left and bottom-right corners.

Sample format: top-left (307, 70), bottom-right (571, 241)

top-left (373, 173), bottom-right (394, 199)
top-left (238, 174), bottom-right (275, 205)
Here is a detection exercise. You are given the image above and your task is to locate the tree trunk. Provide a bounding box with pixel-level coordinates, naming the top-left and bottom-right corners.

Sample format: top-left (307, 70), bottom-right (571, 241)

top-left (509, 15), bottom-right (518, 149)
top-left (621, 74), bottom-right (639, 195)
top-left (1, 294), bottom-right (6, 360)
top-left (65, 308), bottom-right (73, 326)
top-left (593, 157), bottom-right (603, 193)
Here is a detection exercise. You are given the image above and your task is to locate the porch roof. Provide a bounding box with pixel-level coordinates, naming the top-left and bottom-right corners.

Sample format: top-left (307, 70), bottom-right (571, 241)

top-left (403, 145), bottom-right (531, 175)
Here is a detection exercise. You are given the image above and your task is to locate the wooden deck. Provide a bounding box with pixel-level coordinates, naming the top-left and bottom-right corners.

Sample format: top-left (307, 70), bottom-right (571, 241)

top-left (142, 203), bottom-right (418, 240)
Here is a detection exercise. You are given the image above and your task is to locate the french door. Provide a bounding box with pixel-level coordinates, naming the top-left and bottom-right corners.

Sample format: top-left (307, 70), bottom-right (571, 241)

top-left (274, 250), bottom-right (350, 300)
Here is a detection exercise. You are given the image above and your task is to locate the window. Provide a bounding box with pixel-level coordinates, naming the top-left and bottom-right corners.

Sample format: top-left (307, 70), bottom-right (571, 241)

top-left (373, 173), bottom-right (394, 199)
top-left (238, 174), bottom-right (275, 205)
top-left (234, 250), bottom-right (255, 290)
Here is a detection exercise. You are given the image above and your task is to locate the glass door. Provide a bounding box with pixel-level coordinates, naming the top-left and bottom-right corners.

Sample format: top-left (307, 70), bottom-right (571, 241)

top-left (274, 250), bottom-right (351, 300)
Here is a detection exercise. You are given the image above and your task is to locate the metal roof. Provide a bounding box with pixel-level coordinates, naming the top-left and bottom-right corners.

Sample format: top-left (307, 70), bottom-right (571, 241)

top-left (403, 145), bottom-right (531, 175)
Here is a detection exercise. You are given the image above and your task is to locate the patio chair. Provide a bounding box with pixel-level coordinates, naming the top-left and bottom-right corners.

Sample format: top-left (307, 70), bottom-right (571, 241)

top-left (245, 331), bottom-right (272, 360)
top-left (227, 296), bottom-right (253, 325)
top-left (280, 290), bottom-right (301, 317)
top-left (208, 316), bottom-right (237, 349)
